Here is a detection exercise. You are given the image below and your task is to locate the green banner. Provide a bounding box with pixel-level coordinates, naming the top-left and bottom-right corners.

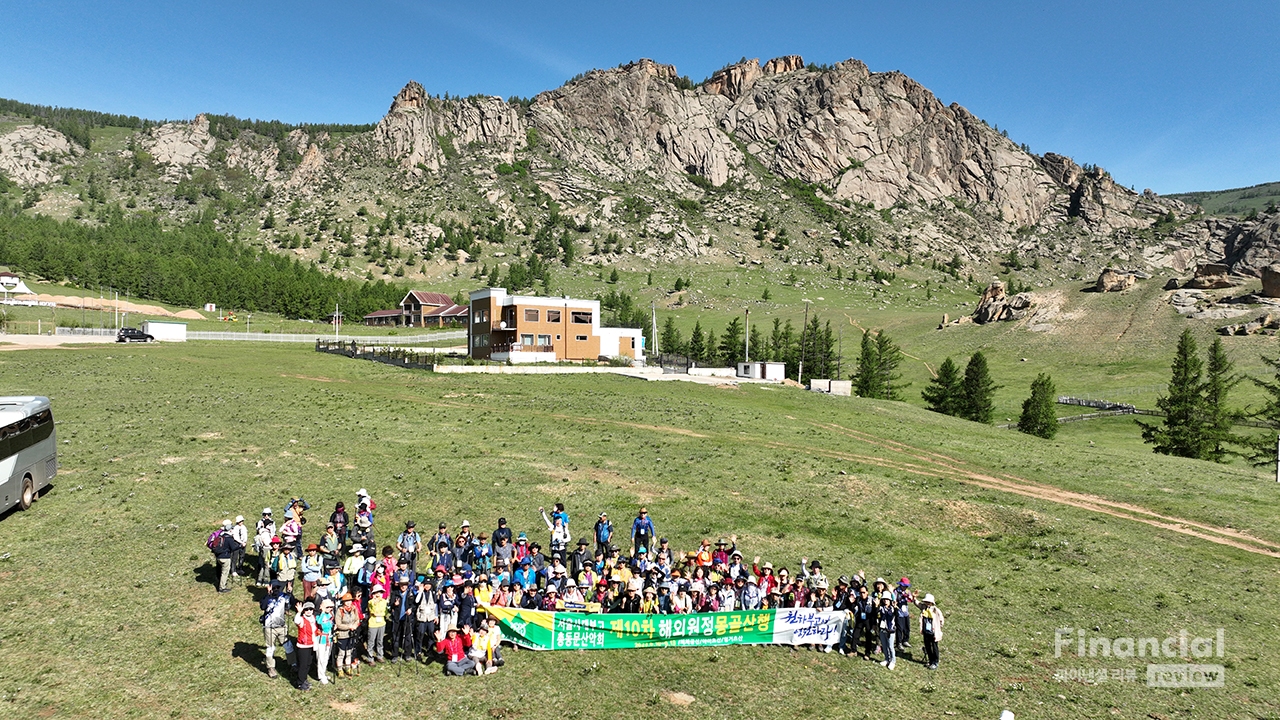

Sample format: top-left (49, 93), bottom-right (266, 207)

top-left (483, 605), bottom-right (846, 650)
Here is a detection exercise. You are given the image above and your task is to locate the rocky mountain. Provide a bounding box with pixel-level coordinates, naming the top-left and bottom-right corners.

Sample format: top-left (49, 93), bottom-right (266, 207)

top-left (1, 53), bottom-right (1276, 299)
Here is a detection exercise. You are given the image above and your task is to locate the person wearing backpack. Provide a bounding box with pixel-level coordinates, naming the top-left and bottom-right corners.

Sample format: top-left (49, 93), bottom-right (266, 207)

top-left (259, 581), bottom-right (294, 679)
top-left (210, 520), bottom-right (242, 593)
top-left (917, 593), bottom-right (944, 669)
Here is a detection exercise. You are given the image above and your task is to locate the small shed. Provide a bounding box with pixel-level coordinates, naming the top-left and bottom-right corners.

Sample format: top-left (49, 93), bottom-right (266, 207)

top-left (737, 362), bottom-right (786, 381)
top-left (142, 320), bottom-right (187, 342)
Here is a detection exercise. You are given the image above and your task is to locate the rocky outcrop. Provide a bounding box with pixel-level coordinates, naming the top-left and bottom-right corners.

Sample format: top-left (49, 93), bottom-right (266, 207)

top-left (1262, 264), bottom-right (1280, 298)
top-left (972, 281), bottom-right (1032, 324)
top-left (1095, 268), bottom-right (1136, 292)
top-left (703, 59), bottom-right (763, 100)
top-left (1184, 263), bottom-right (1237, 290)
top-left (224, 138), bottom-right (280, 181)
top-left (0, 125), bottom-right (82, 185)
top-left (762, 55), bottom-right (805, 75)
top-left (142, 114), bottom-right (216, 181)
top-left (1221, 211), bottom-right (1280, 277)
top-left (374, 81), bottom-right (525, 173)
top-left (1219, 312), bottom-right (1280, 336)
top-left (286, 144), bottom-right (327, 191)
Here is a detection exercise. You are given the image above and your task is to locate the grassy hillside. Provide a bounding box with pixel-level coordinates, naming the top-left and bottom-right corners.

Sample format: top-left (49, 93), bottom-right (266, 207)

top-left (0, 342), bottom-right (1276, 719)
top-left (1169, 180), bottom-right (1280, 217)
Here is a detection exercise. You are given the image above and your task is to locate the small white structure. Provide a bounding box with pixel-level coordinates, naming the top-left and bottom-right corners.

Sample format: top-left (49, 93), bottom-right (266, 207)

top-left (142, 320), bottom-right (187, 342)
top-left (808, 378), bottom-right (852, 396)
top-left (808, 379), bottom-right (831, 392)
top-left (203, 303), bottom-right (217, 313)
top-left (0, 272), bottom-right (34, 297)
top-left (737, 362), bottom-right (786, 381)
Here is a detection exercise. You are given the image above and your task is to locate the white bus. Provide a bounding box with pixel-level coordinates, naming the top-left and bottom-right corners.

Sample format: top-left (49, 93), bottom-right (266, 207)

top-left (0, 396), bottom-right (56, 512)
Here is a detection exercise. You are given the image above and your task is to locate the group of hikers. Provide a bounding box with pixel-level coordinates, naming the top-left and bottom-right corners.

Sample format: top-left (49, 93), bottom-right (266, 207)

top-left (207, 491), bottom-right (945, 690)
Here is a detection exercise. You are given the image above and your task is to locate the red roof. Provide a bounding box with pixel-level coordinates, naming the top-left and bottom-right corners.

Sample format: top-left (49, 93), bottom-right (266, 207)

top-left (363, 309), bottom-right (403, 319)
top-left (403, 291), bottom-right (454, 308)
top-left (423, 303), bottom-right (469, 318)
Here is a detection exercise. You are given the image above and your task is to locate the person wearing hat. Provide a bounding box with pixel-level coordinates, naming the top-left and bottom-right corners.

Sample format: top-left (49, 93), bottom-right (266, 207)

top-left (568, 537), bottom-right (592, 581)
top-left (272, 540), bottom-right (298, 596)
top-left (630, 508), bottom-right (655, 557)
top-left (388, 574), bottom-right (418, 663)
top-left (800, 556), bottom-right (827, 590)
top-left (473, 614), bottom-right (505, 674)
top-left (895, 577), bottom-right (915, 653)
top-left (300, 544), bottom-right (324, 599)
top-left (313, 575), bottom-right (335, 607)
top-left (562, 577), bottom-right (585, 605)
top-left (429, 523), bottom-right (452, 558)
top-left (437, 583), bottom-right (459, 633)
top-left (752, 557), bottom-right (777, 595)
top-left (350, 515), bottom-right (373, 553)
top-left (259, 580), bottom-right (294, 679)
top-left (413, 576), bottom-right (439, 662)
top-left (740, 574), bottom-right (762, 610)
top-left (875, 591), bottom-right (898, 670)
top-left (471, 531), bottom-right (493, 574)
top-left (539, 506), bottom-right (572, 559)
top-left (319, 522), bottom-right (341, 563)
top-left (314, 598), bottom-right (335, 684)
top-left (211, 520), bottom-right (242, 593)
top-left (329, 501), bottom-right (350, 551)
top-left (436, 625), bottom-right (476, 676)
top-left (342, 543), bottom-right (365, 586)
top-left (593, 512), bottom-right (613, 558)
top-left (492, 517), bottom-right (512, 546)
top-left (917, 593), bottom-right (943, 669)
top-left (365, 585), bottom-right (389, 663)
top-left (712, 535), bottom-right (738, 566)
top-left (397, 521), bottom-right (422, 576)
top-left (279, 510), bottom-right (303, 557)
top-left (513, 557), bottom-right (537, 591)
top-left (539, 583), bottom-right (560, 611)
top-left (725, 550), bottom-right (749, 583)
top-left (354, 488), bottom-right (375, 520)
top-left (293, 601), bottom-right (318, 690)
top-left (229, 515), bottom-right (249, 577)
top-left (254, 510), bottom-right (277, 588)
top-left (849, 584), bottom-right (875, 658)
top-left (334, 592), bottom-right (363, 677)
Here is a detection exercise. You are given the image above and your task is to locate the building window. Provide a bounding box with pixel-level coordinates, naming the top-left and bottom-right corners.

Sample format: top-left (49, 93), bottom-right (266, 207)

top-left (571, 311), bottom-right (592, 324)
top-left (473, 333), bottom-right (490, 348)
top-left (555, 334), bottom-right (561, 340)
top-left (474, 309), bottom-right (489, 323)
top-left (575, 335), bottom-right (588, 341)
top-left (537, 334), bottom-right (551, 346)
top-left (521, 334), bottom-right (534, 346)
top-left (524, 309), bottom-right (539, 322)
top-left (547, 310), bottom-right (561, 323)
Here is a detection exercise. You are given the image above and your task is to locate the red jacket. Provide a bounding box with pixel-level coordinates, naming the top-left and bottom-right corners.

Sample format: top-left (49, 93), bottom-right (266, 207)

top-left (436, 633), bottom-right (472, 662)
top-left (295, 615), bottom-right (316, 648)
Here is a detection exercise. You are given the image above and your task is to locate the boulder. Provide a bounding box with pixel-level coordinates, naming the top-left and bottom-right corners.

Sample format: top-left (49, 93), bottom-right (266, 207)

top-left (1184, 262), bottom-right (1237, 290)
top-left (1262, 264), bottom-right (1280, 298)
top-left (1163, 277), bottom-right (1181, 290)
top-left (972, 281), bottom-right (1033, 324)
top-left (1095, 268), bottom-right (1136, 292)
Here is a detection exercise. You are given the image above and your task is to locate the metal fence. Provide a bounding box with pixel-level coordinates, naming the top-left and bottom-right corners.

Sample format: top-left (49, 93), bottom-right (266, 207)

top-left (55, 327), bottom-right (117, 336)
top-left (189, 330), bottom-right (466, 344)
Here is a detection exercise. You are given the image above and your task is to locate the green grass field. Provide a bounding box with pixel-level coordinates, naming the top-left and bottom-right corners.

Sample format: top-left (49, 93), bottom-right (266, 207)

top-left (0, 341), bottom-right (1277, 719)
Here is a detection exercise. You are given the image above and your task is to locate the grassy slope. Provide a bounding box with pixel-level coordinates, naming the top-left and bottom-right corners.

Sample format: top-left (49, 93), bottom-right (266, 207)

top-left (0, 343), bottom-right (1276, 719)
top-left (1168, 181), bottom-right (1280, 216)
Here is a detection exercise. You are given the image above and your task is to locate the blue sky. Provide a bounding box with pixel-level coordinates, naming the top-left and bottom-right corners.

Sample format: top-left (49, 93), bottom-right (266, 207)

top-left (1, 1), bottom-right (1276, 194)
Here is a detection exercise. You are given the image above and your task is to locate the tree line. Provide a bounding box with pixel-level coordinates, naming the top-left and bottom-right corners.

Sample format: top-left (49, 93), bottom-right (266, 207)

top-left (659, 313), bottom-right (843, 380)
top-left (0, 207), bottom-right (405, 320)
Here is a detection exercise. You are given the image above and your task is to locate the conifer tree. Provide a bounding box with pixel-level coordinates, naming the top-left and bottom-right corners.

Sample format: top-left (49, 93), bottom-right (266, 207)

top-left (1017, 373), bottom-right (1058, 439)
top-left (853, 330), bottom-right (878, 397)
top-left (959, 351), bottom-right (998, 423)
top-left (1203, 337), bottom-right (1240, 462)
top-left (1139, 329), bottom-right (1210, 459)
top-left (1238, 355), bottom-right (1280, 466)
top-left (718, 317), bottom-right (745, 366)
top-left (872, 330), bottom-right (904, 400)
top-left (660, 317), bottom-right (684, 356)
top-left (688, 321), bottom-right (705, 363)
top-left (702, 328), bottom-right (719, 364)
top-left (922, 357), bottom-right (962, 416)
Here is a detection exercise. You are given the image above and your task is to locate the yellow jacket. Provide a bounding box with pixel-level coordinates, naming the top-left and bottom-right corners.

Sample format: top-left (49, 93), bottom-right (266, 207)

top-left (367, 597), bottom-right (388, 629)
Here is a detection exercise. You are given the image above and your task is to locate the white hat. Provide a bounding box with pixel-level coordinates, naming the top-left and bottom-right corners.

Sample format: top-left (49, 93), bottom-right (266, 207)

top-left (235, 515), bottom-right (244, 523)
top-left (747, 576), bottom-right (758, 585)
top-left (262, 507), bottom-right (272, 515)
top-left (922, 593), bottom-right (935, 604)
top-left (222, 519), bottom-right (233, 529)
top-left (357, 488), bottom-right (369, 496)
top-left (461, 520), bottom-right (470, 527)
top-left (881, 591), bottom-right (894, 601)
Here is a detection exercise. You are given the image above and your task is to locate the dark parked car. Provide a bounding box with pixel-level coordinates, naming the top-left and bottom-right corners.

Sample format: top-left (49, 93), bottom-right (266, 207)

top-left (116, 327), bottom-right (154, 343)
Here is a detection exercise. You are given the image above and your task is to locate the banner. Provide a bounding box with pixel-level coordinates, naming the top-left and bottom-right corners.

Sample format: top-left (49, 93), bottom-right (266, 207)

top-left (483, 605), bottom-right (846, 651)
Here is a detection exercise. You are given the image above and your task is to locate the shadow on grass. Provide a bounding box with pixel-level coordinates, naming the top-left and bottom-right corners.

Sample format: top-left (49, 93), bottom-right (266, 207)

top-left (232, 641), bottom-right (267, 674)
top-left (193, 561), bottom-right (219, 587)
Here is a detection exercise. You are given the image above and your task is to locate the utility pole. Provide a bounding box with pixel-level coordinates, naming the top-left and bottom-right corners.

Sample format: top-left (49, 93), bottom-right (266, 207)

top-left (1275, 434), bottom-right (1279, 484)
top-left (798, 299), bottom-right (811, 385)
top-left (651, 301), bottom-right (658, 357)
top-left (744, 308), bottom-right (750, 364)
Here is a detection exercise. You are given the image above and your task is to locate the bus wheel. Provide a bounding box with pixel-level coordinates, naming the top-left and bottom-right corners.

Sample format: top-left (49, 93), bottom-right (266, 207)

top-left (19, 475), bottom-right (34, 511)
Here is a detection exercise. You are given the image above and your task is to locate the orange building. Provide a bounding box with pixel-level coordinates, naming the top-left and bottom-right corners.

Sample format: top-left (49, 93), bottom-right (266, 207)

top-left (468, 288), bottom-right (645, 363)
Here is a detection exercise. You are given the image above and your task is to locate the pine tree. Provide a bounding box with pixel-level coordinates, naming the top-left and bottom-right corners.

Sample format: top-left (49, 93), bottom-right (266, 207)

top-left (921, 357), bottom-right (962, 416)
top-left (853, 330), bottom-right (879, 398)
top-left (702, 329), bottom-right (719, 364)
top-left (1017, 373), bottom-right (1058, 439)
top-left (872, 330), bottom-right (904, 399)
top-left (660, 317), bottom-right (684, 356)
top-left (1139, 329), bottom-right (1210, 459)
top-left (1238, 355), bottom-right (1280, 466)
top-left (609, 268), bottom-right (619, 284)
top-left (718, 317), bottom-right (744, 366)
top-left (1203, 337), bottom-right (1239, 462)
top-left (748, 325), bottom-right (765, 363)
top-left (688, 321), bottom-right (705, 363)
top-left (959, 351), bottom-right (998, 423)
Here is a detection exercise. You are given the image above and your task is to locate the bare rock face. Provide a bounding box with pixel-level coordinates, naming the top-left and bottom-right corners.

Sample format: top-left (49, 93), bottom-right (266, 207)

top-left (1261, 264), bottom-right (1280, 298)
top-left (287, 144), bottom-right (327, 191)
top-left (762, 55), bottom-right (805, 75)
top-left (972, 281), bottom-right (1032, 324)
top-left (703, 59), bottom-right (763, 100)
top-left (1095, 268), bottom-right (1136, 292)
top-left (0, 125), bottom-right (82, 185)
top-left (224, 139), bottom-right (280, 182)
top-left (530, 60), bottom-right (741, 186)
top-left (1219, 312), bottom-right (1280, 336)
top-left (374, 81), bottom-right (525, 173)
top-left (1221, 211), bottom-right (1280, 277)
top-left (1184, 263), bottom-right (1237, 290)
top-left (142, 114), bottom-right (216, 181)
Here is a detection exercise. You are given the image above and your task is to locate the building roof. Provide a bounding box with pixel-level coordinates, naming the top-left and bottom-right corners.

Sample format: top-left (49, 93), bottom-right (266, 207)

top-left (363, 309), bottom-right (403, 319)
top-left (403, 291), bottom-right (454, 308)
top-left (424, 303), bottom-right (469, 318)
